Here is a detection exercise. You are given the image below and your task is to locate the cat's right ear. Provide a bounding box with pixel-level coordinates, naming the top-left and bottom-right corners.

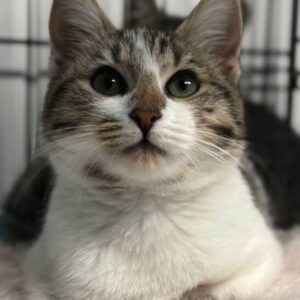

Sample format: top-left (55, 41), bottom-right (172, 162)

top-left (176, 0), bottom-right (243, 84)
top-left (50, 0), bottom-right (116, 67)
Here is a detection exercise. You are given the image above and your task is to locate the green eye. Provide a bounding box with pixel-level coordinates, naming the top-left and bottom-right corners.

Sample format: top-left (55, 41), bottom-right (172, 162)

top-left (91, 67), bottom-right (128, 96)
top-left (166, 70), bottom-right (199, 98)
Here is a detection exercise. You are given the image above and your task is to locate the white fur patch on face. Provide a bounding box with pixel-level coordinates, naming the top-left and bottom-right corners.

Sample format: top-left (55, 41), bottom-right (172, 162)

top-left (149, 98), bottom-right (195, 157)
top-left (85, 48), bottom-right (197, 183)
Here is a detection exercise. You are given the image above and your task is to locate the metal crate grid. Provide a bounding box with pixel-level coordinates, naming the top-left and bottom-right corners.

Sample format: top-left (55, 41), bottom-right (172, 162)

top-left (240, 0), bottom-right (299, 125)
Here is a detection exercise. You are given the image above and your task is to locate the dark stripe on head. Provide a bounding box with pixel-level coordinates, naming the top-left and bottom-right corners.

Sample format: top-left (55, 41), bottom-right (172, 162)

top-left (172, 42), bottom-right (182, 66)
top-left (128, 40), bottom-right (135, 57)
top-left (150, 33), bottom-right (156, 52)
top-left (111, 43), bottom-right (121, 63)
top-left (159, 36), bottom-right (169, 55)
top-left (210, 81), bottom-right (231, 100)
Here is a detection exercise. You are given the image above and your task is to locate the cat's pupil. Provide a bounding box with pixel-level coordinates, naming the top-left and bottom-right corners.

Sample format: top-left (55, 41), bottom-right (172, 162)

top-left (179, 80), bottom-right (191, 91)
top-left (104, 77), bottom-right (116, 90)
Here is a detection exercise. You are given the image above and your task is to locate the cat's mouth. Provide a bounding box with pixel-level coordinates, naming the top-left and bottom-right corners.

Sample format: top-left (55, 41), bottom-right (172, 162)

top-left (123, 139), bottom-right (166, 156)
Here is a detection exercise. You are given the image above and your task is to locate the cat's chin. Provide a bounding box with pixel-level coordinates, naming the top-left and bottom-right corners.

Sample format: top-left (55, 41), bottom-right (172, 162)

top-left (122, 139), bottom-right (166, 157)
top-left (99, 147), bottom-right (188, 185)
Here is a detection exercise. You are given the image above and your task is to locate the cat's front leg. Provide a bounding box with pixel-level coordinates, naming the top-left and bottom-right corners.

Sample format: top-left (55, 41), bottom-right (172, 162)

top-left (207, 256), bottom-right (282, 300)
top-left (181, 238), bottom-right (282, 300)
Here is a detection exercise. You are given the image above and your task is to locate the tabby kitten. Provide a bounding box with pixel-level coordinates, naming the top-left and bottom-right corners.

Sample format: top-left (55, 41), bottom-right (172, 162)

top-left (7, 0), bottom-right (297, 248)
top-left (16, 0), bottom-right (284, 299)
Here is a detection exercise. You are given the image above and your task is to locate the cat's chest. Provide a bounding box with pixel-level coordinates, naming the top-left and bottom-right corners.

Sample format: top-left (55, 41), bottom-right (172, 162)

top-left (30, 179), bottom-right (263, 300)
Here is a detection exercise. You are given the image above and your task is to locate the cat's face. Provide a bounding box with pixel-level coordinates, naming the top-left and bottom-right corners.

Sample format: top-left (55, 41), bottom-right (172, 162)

top-left (44, 0), bottom-right (244, 186)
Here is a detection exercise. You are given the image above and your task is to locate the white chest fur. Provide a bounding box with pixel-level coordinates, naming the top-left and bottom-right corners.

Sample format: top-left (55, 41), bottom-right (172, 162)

top-left (25, 166), bottom-right (282, 300)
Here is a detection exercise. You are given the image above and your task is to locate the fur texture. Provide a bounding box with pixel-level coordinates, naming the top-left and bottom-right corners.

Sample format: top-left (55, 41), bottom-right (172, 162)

top-left (22, 0), bottom-right (283, 299)
top-left (1, 0), bottom-right (294, 299)
top-left (3, 157), bottom-right (54, 244)
top-left (0, 247), bottom-right (49, 300)
top-left (5, 0), bottom-right (300, 245)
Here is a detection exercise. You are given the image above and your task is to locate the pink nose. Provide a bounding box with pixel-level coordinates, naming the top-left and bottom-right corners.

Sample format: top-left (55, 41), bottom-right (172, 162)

top-left (129, 109), bottom-right (162, 134)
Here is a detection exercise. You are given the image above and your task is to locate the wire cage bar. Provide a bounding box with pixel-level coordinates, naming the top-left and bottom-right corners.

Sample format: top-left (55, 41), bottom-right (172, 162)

top-left (288, 0), bottom-right (299, 123)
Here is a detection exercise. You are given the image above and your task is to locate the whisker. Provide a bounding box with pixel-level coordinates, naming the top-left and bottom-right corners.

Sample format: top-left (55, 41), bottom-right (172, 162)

top-left (179, 150), bottom-right (200, 171)
top-left (35, 133), bottom-right (95, 157)
top-left (44, 125), bottom-right (97, 136)
top-left (196, 129), bottom-right (245, 144)
top-left (191, 143), bottom-right (226, 165)
top-left (193, 138), bottom-right (241, 163)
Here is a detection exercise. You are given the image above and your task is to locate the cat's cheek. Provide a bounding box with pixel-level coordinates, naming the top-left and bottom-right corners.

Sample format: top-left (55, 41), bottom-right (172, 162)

top-left (149, 99), bottom-right (197, 156)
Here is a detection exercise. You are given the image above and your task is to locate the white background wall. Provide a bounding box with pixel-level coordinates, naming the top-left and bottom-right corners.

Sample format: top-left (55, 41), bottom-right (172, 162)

top-left (0, 0), bottom-right (299, 201)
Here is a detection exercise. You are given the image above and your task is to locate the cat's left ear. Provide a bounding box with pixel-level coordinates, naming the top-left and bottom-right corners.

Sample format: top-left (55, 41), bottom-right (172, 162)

top-left (176, 0), bottom-right (243, 83)
top-left (50, 0), bottom-right (117, 67)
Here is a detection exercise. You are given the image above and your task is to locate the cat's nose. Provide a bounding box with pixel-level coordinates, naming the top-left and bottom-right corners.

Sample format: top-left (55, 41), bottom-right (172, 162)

top-left (129, 109), bottom-right (162, 134)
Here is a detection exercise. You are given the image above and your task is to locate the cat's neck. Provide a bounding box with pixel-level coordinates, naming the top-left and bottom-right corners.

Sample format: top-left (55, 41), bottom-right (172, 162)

top-left (53, 160), bottom-right (237, 207)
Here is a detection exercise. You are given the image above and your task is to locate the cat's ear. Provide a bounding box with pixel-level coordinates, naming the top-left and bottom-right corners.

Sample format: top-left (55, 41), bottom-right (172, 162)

top-left (50, 0), bottom-right (116, 66)
top-left (176, 0), bottom-right (243, 83)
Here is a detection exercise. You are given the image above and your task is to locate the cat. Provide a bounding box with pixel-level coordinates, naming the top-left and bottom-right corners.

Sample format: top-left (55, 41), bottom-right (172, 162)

top-left (4, 0), bottom-right (300, 249)
top-left (0, 0), bottom-right (282, 299)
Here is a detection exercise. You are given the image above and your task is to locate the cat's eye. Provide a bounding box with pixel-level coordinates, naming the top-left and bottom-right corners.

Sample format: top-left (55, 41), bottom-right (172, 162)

top-left (91, 67), bottom-right (128, 96)
top-left (166, 70), bottom-right (199, 98)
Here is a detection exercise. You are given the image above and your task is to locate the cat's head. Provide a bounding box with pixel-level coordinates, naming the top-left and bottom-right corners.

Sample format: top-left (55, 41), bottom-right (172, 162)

top-left (44, 0), bottom-right (245, 187)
